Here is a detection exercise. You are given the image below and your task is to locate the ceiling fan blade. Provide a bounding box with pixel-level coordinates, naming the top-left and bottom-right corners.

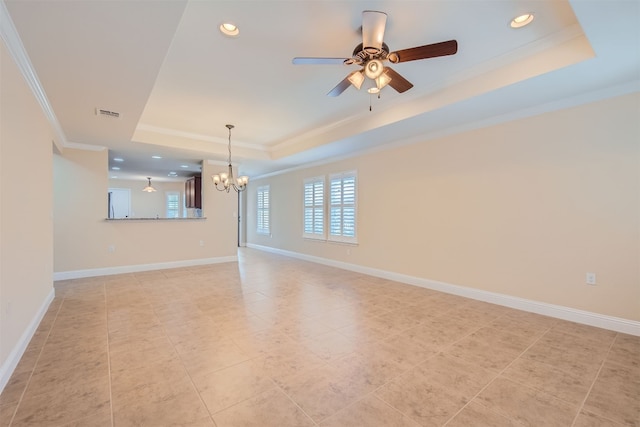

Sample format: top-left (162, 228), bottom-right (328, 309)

top-left (384, 67), bottom-right (413, 93)
top-left (327, 76), bottom-right (352, 97)
top-left (292, 57), bottom-right (350, 65)
top-left (388, 40), bottom-right (458, 64)
top-left (362, 10), bottom-right (387, 53)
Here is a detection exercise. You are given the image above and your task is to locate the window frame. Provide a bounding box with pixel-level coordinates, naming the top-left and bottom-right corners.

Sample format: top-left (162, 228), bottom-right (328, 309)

top-left (328, 171), bottom-right (357, 244)
top-left (301, 171), bottom-right (357, 245)
top-left (165, 191), bottom-right (181, 218)
top-left (256, 185), bottom-right (270, 235)
top-left (303, 176), bottom-right (326, 240)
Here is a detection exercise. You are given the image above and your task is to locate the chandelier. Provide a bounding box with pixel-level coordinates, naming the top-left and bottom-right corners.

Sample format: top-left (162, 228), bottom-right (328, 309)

top-left (212, 124), bottom-right (249, 193)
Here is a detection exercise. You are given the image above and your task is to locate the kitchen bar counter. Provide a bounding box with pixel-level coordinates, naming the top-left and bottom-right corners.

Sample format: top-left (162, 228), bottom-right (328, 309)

top-left (105, 217), bottom-right (207, 221)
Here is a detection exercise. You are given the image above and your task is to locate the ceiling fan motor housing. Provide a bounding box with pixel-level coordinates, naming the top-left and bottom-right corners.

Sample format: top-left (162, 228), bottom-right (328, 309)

top-left (351, 42), bottom-right (390, 64)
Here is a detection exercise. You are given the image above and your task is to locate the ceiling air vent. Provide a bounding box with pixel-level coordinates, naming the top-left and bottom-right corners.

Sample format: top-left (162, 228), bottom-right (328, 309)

top-left (95, 108), bottom-right (120, 118)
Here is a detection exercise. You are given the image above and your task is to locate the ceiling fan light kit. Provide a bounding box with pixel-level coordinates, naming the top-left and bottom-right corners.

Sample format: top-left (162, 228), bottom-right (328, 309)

top-left (347, 70), bottom-right (365, 89)
top-left (293, 10), bottom-right (458, 99)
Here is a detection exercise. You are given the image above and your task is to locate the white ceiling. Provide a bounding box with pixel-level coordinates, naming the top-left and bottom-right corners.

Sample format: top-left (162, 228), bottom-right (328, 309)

top-left (3, 0), bottom-right (639, 182)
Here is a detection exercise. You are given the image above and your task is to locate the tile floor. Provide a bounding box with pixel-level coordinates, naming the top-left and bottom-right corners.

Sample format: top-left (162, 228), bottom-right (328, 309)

top-left (1, 249), bottom-right (638, 426)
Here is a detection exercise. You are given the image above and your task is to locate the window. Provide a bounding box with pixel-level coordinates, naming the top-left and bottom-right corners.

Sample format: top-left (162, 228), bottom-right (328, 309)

top-left (304, 177), bottom-right (325, 239)
top-left (257, 185), bottom-right (270, 235)
top-left (329, 172), bottom-right (357, 243)
top-left (301, 171), bottom-right (357, 244)
top-left (166, 192), bottom-right (180, 218)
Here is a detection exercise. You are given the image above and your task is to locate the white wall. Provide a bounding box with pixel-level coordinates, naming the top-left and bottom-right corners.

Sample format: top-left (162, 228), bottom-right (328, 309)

top-left (247, 93), bottom-right (640, 322)
top-left (0, 40), bottom-right (54, 386)
top-left (54, 149), bottom-right (238, 275)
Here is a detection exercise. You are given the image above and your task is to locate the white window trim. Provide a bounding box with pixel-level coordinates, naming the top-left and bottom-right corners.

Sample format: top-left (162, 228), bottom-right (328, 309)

top-left (303, 176), bottom-right (326, 240)
top-left (301, 171), bottom-right (358, 245)
top-left (328, 171), bottom-right (357, 244)
top-left (165, 191), bottom-right (181, 218)
top-left (256, 185), bottom-right (270, 235)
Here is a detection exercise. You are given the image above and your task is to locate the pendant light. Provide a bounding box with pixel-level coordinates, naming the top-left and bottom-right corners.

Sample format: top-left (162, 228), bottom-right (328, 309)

top-left (142, 177), bottom-right (157, 192)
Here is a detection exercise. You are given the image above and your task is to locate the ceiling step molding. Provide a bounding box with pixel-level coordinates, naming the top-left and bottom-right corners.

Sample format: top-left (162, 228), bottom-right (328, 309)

top-left (0, 0), bottom-right (67, 149)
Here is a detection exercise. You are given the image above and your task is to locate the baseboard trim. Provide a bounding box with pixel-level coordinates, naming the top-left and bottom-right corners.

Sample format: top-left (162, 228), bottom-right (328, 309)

top-left (53, 256), bottom-right (238, 281)
top-left (247, 243), bottom-right (640, 336)
top-left (0, 288), bottom-right (55, 394)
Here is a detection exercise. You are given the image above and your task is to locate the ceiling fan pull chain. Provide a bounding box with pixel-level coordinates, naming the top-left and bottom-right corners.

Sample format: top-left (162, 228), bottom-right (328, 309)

top-left (369, 93), bottom-right (372, 111)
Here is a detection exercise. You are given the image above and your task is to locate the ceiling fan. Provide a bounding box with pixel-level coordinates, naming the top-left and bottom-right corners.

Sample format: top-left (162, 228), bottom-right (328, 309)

top-left (293, 10), bottom-right (458, 97)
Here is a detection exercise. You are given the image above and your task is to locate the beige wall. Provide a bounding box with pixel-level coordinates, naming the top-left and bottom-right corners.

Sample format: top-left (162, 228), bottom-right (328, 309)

top-left (0, 42), bottom-right (54, 368)
top-left (54, 149), bottom-right (237, 273)
top-left (247, 93), bottom-right (640, 321)
top-left (108, 178), bottom-right (187, 218)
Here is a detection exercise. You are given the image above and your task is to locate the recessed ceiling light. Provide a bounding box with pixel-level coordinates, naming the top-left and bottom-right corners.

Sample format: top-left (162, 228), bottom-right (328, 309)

top-left (168, 171), bottom-right (177, 177)
top-left (113, 157), bottom-right (124, 162)
top-left (180, 165), bottom-right (189, 168)
top-left (220, 22), bottom-right (239, 37)
top-left (511, 13), bottom-right (534, 28)
top-left (111, 166), bottom-right (120, 170)
top-left (111, 176), bottom-right (118, 179)
top-left (152, 155), bottom-right (162, 159)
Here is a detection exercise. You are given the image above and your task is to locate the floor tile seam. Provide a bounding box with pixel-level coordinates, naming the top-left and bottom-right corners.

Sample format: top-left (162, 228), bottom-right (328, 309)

top-left (147, 302), bottom-right (221, 427)
top-left (498, 367), bottom-right (593, 409)
top-left (600, 354), bottom-right (640, 374)
top-left (441, 398), bottom-right (528, 427)
top-left (267, 380), bottom-right (321, 426)
top-left (368, 387), bottom-right (428, 426)
top-left (469, 375), bottom-right (583, 426)
top-left (543, 328), bottom-right (618, 351)
top-left (573, 408), bottom-right (628, 427)
top-left (568, 334), bottom-right (617, 427)
top-left (338, 350), bottom-right (442, 413)
top-left (522, 342), bottom-right (612, 377)
top-left (511, 350), bottom-right (604, 388)
top-left (207, 377), bottom-right (281, 416)
top-left (368, 392), bottom-right (422, 426)
top-left (427, 322), bottom-right (485, 356)
top-left (439, 324), bottom-right (552, 426)
top-left (319, 391), bottom-right (415, 427)
top-left (6, 295), bottom-right (67, 427)
top-left (101, 282), bottom-right (115, 427)
top-left (550, 321), bottom-right (618, 338)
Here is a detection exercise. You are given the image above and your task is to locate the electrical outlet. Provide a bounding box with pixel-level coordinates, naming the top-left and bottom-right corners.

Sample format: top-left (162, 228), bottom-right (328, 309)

top-left (586, 272), bottom-right (596, 285)
top-left (108, 245), bottom-right (116, 253)
top-left (199, 240), bottom-right (204, 247)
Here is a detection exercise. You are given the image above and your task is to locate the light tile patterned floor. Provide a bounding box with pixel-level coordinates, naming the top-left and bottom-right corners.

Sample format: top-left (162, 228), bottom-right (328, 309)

top-left (1, 249), bottom-right (638, 426)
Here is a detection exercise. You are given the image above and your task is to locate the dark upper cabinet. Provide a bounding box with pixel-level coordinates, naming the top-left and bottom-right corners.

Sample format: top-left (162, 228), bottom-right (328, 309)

top-left (185, 176), bottom-right (202, 209)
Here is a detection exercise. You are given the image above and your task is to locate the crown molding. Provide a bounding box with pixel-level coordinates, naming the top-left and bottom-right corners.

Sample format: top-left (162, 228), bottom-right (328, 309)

top-left (64, 141), bottom-right (107, 152)
top-left (136, 123), bottom-right (268, 152)
top-left (0, 0), bottom-right (67, 148)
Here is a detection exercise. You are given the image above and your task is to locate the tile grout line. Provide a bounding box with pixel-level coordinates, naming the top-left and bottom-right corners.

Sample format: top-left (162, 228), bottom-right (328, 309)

top-left (146, 276), bottom-right (220, 427)
top-left (6, 293), bottom-right (65, 427)
top-left (568, 332), bottom-right (617, 427)
top-left (104, 282), bottom-right (115, 427)
top-left (269, 377), bottom-right (320, 426)
top-left (440, 314), bottom-right (554, 427)
top-left (324, 309), bottom-right (496, 426)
